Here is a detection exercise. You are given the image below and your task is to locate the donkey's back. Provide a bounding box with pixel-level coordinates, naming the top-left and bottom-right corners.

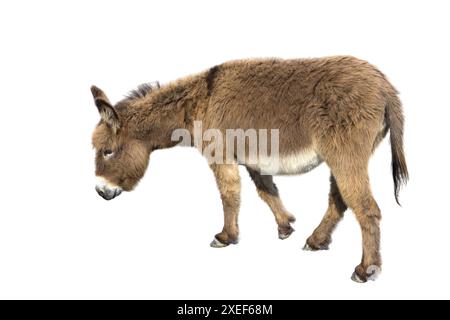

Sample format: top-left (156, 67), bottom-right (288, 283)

top-left (206, 56), bottom-right (403, 176)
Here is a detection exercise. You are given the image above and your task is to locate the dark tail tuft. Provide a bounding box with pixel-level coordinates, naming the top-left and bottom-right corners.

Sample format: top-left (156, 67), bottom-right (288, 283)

top-left (385, 93), bottom-right (409, 205)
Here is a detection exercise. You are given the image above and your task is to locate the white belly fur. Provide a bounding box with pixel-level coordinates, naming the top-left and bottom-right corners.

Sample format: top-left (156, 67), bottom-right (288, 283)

top-left (248, 148), bottom-right (323, 175)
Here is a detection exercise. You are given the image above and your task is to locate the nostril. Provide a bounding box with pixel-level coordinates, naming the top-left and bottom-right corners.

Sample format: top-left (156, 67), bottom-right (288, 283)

top-left (95, 186), bottom-right (105, 197)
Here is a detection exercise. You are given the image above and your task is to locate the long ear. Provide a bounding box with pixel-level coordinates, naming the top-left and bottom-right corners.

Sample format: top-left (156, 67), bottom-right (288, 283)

top-left (91, 85), bottom-right (120, 134)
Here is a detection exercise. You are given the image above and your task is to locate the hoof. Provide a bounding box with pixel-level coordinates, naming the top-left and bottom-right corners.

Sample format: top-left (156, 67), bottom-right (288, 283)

top-left (279, 232), bottom-right (291, 240)
top-left (278, 225), bottom-right (295, 240)
top-left (351, 272), bottom-right (365, 283)
top-left (302, 241), bottom-right (329, 251)
top-left (210, 238), bottom-right (229, 248)
top-left (351, 265), bottom-right (381, 283)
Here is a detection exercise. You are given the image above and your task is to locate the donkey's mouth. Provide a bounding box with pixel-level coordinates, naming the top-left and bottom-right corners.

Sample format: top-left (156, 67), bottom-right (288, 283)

top-left (95, 186), bottom-right (122, 200)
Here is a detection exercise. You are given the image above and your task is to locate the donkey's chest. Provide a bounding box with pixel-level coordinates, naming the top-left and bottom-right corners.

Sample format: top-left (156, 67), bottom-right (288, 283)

top-left (247, 149), bottom-right (323, 175)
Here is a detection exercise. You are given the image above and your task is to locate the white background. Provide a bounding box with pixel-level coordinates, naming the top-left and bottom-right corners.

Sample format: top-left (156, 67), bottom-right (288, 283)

top-left (0, 0), bottom-right (449, 299)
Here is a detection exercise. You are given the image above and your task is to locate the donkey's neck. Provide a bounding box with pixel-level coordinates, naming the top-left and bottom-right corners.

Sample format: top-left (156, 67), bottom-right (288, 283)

top-left (126, 75), bottom-right (206, 148)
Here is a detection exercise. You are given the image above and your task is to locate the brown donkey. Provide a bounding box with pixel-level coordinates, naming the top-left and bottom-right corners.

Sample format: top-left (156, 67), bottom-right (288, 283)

top-left (91, 56), bottom-right (408, 282)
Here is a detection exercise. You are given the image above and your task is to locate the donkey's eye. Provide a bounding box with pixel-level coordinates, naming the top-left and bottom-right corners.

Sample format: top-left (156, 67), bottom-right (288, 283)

top-left (103, 149), bottom-right (114, 157)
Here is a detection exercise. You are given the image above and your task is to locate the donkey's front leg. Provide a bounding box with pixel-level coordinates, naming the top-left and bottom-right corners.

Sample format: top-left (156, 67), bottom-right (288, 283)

top-left (209, 163), bottom-right (241, 248)
top-left (246, 167), bottom-right (296, 239)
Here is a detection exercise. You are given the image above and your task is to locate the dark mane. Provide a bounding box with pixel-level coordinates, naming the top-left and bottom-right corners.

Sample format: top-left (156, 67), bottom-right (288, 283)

top-left (125, 82), bottom-right (160, 101)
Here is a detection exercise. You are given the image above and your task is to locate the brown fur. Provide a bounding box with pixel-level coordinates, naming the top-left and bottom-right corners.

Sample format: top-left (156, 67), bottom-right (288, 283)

top-left (246, 167), bottom-right (295, 238)
top-left (91, 55), bottom-right (408, 282)
top-left (306, 175), bottom-right (347, 250)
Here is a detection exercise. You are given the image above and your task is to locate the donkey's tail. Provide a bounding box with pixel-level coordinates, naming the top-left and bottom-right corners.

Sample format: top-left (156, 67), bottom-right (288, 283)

top-left (385, 91), bottom-right (409, 205)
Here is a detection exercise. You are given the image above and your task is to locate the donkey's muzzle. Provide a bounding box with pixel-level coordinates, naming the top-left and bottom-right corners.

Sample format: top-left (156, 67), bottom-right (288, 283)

top-left (95, 186), bottom-right (122, 200)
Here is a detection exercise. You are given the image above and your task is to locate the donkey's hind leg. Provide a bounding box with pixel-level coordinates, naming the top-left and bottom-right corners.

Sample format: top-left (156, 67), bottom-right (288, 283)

top-left (209, 163), bottom-right (241, 248)
top-left (246, 167), bottom-right (296, 239)
top-left (328, 159), bottom-right (382, 283)
top-left (304, 175), bottom-right (347, 250)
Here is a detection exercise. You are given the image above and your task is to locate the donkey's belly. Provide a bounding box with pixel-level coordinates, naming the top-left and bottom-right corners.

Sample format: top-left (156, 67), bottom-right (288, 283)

top-left (247, 148), bottom-right (323, 175)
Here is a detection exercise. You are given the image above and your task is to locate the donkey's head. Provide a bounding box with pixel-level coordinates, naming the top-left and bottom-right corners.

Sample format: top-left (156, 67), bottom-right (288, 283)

top-left (91, 86), bottom-right (150, 200)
